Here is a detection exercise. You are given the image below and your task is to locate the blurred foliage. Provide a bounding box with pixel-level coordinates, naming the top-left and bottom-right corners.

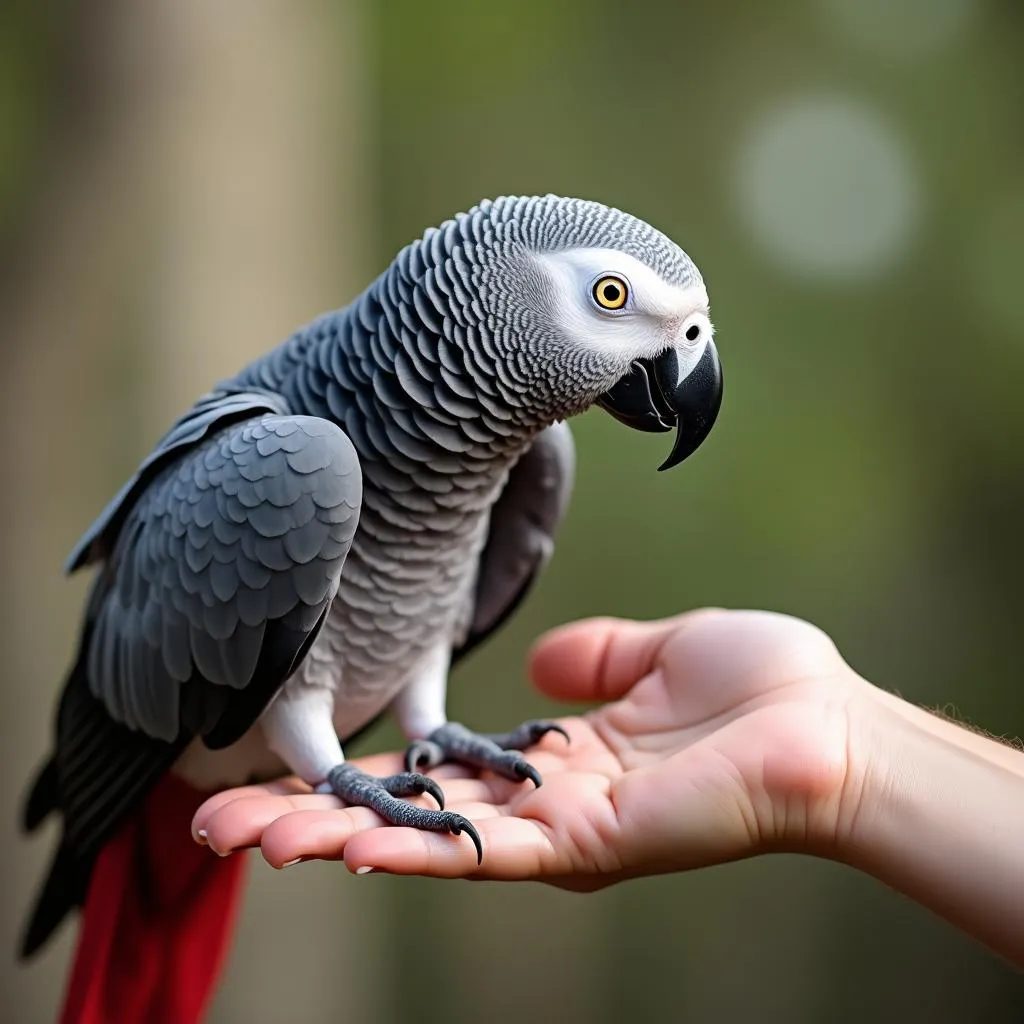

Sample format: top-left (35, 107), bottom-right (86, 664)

top-left (3, 1), bottom-right (1023, 1021)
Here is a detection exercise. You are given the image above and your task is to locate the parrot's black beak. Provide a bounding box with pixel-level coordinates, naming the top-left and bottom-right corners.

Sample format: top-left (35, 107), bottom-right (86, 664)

top-left (596, 340), bottom-right (723, 471)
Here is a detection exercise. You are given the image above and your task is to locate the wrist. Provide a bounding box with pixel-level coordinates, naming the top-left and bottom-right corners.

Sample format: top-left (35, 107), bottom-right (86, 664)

top-left (833, 689), bottom-right (918, 861)
top-left (832, 689), bottom-right (1024, 964)
top-left (835, 676), bottom-right (1024, 858)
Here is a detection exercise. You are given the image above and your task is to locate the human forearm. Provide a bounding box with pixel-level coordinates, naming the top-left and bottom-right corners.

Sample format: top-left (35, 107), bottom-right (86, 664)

top-left (839, 695), bottom-right (1024, 966)
top-left (868, 682), bottom-right (1024, 776)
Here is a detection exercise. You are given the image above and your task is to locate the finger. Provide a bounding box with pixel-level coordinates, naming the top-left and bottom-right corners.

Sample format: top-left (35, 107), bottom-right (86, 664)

top-left (260, 801), bottom-right (501, 869)
top-left (202, 775), bottom-right (511, 857)
top-left (259, 810), bottom-right (363, 866)
top-left (341, 812), bottom-right (557, 879)
top-left (202, 793), bottom-right (348, 854)
top-left (528, 614), bottom-right (716, 702)
top-left (191, 766), bottom-right (498, 847)
top-left (192, 778), bottom-right (314, 840)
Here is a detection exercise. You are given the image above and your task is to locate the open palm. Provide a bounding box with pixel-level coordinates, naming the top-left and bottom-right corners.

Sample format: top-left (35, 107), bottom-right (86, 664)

top-left (192, 610), bottom-right (860, 886)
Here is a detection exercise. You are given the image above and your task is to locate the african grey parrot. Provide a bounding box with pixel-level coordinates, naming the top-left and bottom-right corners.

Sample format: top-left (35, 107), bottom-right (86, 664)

top-left (20, 195), bottom-right (722, 1015)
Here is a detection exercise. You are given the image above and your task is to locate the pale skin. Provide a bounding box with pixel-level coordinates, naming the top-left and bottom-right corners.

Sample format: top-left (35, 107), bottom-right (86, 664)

top-left (192, 608), bottom-right (1024, 967)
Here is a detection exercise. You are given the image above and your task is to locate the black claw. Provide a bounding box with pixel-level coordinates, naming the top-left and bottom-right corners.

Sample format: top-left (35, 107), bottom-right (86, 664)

top-left (485, 720), bottom-right (572, 752)
top-left (516, 761), bottom-right (543, 788)
top-left (449, 815), bottom-right (483, 864)
top-left (420, 776), bottom-right (445, 810)
top-left (522, 721), bottom-right (570, 747)
top-left (404, 738), bottom-right (444, 774)
top-left (548, 724), bottom-right (571, 744)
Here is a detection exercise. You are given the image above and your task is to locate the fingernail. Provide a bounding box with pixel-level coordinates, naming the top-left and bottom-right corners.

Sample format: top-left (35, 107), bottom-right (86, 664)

top-left (281, 857), bottom-right (304, 869)
top-left (195, 829), bottom-right (208, 845)
top-left (354, 865), bottom-right (376, 875)
top-left (209, 843), bottom-right (232, 857)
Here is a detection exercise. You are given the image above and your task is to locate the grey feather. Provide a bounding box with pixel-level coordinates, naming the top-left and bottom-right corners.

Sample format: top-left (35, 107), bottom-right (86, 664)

top-left (86, 411), bottom-right (362, 742)
top-left (456, 421), bottom-right (575, 660)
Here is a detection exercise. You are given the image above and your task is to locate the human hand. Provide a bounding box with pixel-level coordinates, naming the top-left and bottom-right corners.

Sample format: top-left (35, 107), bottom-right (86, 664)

top-left (193, 608), bottom-right (867, 887)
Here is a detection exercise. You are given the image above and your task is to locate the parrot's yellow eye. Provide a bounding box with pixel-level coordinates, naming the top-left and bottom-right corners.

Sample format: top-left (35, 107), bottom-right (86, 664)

top-left (592, 275), bottom-right (629, 311)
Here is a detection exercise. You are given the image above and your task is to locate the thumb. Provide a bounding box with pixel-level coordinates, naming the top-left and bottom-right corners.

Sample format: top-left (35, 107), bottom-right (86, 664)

top-left (527, 614), bottom-right (691, 703)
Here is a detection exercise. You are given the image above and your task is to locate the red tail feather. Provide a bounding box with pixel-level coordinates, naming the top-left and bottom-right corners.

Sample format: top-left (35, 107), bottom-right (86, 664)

top-left (58, 774), bottom-right (248, 1024)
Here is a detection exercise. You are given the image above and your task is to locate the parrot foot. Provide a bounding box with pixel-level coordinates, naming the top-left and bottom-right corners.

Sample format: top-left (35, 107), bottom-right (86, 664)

top-left (325, 763), bottom-right (482, 864)
top-left (404, 720), bottom-right (569, 787)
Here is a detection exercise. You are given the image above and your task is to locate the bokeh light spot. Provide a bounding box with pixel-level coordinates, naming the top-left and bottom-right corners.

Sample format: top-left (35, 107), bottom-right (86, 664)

top-left (732, 93), bottom-right (923, 282)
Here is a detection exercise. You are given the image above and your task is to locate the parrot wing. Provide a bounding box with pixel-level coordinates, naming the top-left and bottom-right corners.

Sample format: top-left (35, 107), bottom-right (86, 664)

top-left (453, 420), bottom-right (575, 665)
top-left (21, 405), bottom-right (362, 956)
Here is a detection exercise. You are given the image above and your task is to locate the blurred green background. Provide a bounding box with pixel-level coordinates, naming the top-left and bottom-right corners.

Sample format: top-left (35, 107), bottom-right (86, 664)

top-left (2, 1), bottom-right (1023, 1021)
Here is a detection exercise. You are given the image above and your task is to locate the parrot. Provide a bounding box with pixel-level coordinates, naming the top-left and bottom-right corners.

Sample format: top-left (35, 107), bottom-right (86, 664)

top-left (18, 194), bottom-right (723, 1024)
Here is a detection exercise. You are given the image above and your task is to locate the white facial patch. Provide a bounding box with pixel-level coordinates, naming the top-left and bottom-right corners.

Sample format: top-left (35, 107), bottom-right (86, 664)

top-left (534, 247), bottom-right (713, 365)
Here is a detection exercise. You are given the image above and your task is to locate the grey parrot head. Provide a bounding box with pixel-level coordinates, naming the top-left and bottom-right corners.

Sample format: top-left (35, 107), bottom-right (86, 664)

top-left (418, 194), bottom-right (723, 470)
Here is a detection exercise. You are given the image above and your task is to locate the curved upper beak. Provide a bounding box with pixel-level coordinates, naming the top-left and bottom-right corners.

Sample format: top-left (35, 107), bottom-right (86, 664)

top-left (596, 340), bottom-right (723, 471)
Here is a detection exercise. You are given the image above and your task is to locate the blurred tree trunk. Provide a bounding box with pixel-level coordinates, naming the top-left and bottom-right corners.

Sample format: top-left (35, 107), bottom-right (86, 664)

top-left (0, 2), bottom-right (382, 1020)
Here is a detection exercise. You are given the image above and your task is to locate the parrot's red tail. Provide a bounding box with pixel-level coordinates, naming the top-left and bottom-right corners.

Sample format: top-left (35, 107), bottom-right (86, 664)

top-left (57, 773), bottom-right (249, 1024)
